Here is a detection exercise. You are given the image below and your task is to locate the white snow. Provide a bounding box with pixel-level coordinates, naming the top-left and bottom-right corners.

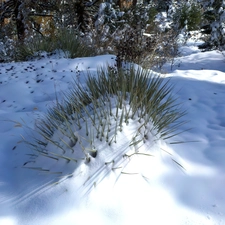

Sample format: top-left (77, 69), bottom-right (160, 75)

top-left (0, 41), bottom-right (225, 225)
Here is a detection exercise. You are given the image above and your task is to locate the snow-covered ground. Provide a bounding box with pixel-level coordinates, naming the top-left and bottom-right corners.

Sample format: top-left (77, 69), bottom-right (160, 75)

top-left (0, 40), bottom-right (225, 225)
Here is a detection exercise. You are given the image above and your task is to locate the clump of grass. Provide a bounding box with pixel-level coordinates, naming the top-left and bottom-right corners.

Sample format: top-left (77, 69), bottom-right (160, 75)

top-left (14, 28), bottom-right (97, 61)
top-left (25, 66), bottom-right (186, 181)
top-left (14, 36), bottom-right (57, 61)
top-left (56, 29), bottom-right (96, 58)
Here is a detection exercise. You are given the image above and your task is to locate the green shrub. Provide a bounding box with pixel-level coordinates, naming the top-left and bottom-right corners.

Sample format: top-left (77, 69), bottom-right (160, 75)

top-left (13, 28), bottom-right (97, 61)
top-left (14, 36), bottom-right (56, 61)
top-left (147, 6), bottom-right (158, 25)
top-left (55, 29), bottom-right (97, 58)
top-left (174, 2), bottom-right (202, 31)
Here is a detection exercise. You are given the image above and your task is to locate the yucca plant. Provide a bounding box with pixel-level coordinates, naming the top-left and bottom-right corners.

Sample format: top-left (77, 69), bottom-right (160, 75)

top-left (24, 66), bottom-right (186, 182)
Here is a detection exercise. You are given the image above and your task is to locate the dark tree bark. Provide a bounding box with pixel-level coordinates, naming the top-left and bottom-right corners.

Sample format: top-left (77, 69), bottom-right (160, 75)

top-left (14, 0), bottom-right (25, 40)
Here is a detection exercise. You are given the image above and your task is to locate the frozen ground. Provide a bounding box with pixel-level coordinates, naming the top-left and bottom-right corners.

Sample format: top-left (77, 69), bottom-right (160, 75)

top-left (0, 41), bottom-right (225, 225)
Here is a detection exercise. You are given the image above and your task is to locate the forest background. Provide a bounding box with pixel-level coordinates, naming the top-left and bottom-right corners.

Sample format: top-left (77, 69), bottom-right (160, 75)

top-left (0, 0), bottom-right (224, 65)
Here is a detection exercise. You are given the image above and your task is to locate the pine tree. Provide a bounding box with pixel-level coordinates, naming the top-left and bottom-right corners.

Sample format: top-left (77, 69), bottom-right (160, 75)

top-left (200, 0), bottom-right (225, 50)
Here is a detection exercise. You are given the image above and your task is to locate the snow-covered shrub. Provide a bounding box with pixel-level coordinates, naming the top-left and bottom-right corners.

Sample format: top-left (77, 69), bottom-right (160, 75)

top-left (95, 2), bottom-right (122, 32)
top-left (121, 3), bottom-right (152, 30)
top-left (25, 66), bottom-right (185, 176)
top-left (155, 0), bottom-right (172, 13)
top-left (84, 2), bottom-right (180, 69)
top-left (90, 3), bottom-right (157, 54)
top-left (199, 0), bottom-right (225, 50)
top-left (0, 38), bottom-right (15, 62)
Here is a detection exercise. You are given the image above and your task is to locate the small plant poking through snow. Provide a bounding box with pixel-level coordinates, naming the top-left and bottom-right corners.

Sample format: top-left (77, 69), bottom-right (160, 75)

top-left (25, 66), bottom-right (185, 184)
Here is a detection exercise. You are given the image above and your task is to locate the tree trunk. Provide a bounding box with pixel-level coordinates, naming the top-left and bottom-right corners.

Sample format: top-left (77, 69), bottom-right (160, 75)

top-left (14, 0), bottom-right (25, 40)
